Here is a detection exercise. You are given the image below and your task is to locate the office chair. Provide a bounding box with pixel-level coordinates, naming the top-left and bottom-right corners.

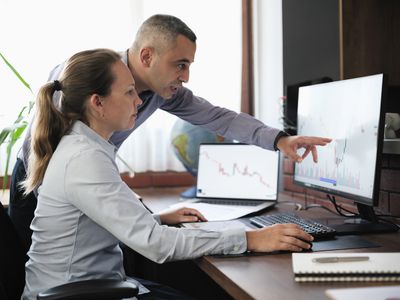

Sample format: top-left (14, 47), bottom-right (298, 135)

top-left (0, 201), bottom-right (138, 300)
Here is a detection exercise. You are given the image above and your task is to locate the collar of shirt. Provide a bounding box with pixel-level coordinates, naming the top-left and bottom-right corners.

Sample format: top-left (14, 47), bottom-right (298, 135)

top-left (70, 120), bottom-right (118, 158)
top-left (121, 49), bottom-right (128, 65)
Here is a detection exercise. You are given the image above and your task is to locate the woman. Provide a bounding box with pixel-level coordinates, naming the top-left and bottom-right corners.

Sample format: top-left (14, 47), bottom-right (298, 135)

top-left (22, 48), bottom-right (312, 299)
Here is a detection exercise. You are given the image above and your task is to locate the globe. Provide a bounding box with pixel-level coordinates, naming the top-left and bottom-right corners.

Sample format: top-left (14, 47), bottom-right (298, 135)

top-left (170, 119), bottom-right (231, 197)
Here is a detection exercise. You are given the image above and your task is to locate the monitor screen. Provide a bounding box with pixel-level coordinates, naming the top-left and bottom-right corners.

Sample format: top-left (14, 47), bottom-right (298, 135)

top-left (294, 74), bottom-right (385, 207)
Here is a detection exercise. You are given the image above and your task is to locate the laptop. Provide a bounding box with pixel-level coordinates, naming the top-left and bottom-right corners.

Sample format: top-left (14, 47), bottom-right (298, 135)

top-left (168, 143), bottom-right (279, 222)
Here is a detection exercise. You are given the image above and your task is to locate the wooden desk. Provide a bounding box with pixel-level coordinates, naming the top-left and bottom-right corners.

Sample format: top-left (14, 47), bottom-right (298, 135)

top-left (136, 187), bottom-right (400, 300)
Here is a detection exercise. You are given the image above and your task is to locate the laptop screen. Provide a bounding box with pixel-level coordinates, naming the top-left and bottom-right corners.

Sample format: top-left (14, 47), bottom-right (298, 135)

top-left (196, 144), bottom-right (279, 201)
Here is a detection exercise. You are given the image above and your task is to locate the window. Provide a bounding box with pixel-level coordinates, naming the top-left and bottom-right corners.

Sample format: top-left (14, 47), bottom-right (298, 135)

top-left (0, 0), bottom-right (242, 175)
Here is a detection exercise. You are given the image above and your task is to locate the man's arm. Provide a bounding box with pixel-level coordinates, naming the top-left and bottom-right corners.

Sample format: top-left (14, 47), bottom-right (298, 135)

top-left (161, 87), bottom-right (331, 161)
top-left (160, 87), bottom-right (283, 151)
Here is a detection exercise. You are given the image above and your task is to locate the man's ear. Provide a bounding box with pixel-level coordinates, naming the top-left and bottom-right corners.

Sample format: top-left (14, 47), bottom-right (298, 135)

top-left (140, 47), bottom-right (153, 67)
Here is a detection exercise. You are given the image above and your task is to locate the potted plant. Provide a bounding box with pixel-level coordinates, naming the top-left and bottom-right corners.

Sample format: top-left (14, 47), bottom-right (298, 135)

top-left (0, 52), bottom-right (34, 189)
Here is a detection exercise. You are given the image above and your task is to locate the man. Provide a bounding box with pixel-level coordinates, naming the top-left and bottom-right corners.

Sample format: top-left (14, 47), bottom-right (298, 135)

top-left (10, 14), bottom-right (330, 250)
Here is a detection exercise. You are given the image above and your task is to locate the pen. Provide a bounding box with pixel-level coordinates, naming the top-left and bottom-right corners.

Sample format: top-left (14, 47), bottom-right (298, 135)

top-left (312, 256), bottom-right (370, 263)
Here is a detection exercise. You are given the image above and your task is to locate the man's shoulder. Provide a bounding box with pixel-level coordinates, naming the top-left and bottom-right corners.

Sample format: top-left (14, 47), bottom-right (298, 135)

top-left (48, 61), bottom-right (66, 81)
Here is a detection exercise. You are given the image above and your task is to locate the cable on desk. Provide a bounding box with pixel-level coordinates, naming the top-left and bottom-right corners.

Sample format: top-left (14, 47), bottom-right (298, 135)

top-left (281, 194), bottom-right (400, 230)
top-left (325, 195), bottom-right (400, 227)
top-left (376, 213), bottom-right (400, 219)
top-left (303, 195), bottom-right (358, 218)
top-left (374, 215), bottom-right (400, 229)
top-left (303, 203), bottom-right (340, 215)
top-left (326, 195), bottom-right (358, 218)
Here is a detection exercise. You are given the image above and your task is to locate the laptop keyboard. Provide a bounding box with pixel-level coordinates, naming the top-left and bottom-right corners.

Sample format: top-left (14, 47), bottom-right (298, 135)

top-left (249, 213), bottom-right (337, 240)
top-left (197, 199), bottom-right (262, 206)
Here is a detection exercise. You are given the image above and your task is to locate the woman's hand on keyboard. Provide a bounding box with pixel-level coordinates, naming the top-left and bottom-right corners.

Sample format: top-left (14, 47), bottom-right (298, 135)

top-left (245, 224), bottom-right (314, 252)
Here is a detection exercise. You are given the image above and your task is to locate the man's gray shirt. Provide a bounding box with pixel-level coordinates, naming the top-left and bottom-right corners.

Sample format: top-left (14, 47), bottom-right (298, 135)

top-left (22, 121), bottom-right (247, 299)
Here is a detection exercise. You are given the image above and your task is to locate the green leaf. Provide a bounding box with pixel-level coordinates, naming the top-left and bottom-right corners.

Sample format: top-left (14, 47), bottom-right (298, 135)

top-left (16, 106), bottom-right (27, 119)
top-left (11, 124), bottom-right (27, 142)
top-left (3, 140), bottom-right (14, 190)
top-left (0, 129), bottom-right (10, 145)
top-left (2, 175), bottom-right (7, 191)
top-left (0, 52), bottom-right (33, 93)
top-left (28, 100), bottom-right (35, 112)
top-left (14, 115), bottom-right (25, 124)
top-left (0, 52), bottom-right (35, 190)
top-left (1, 123), bottom-right (25, 134)
top-left (2, 124), bottom-right (27, 189)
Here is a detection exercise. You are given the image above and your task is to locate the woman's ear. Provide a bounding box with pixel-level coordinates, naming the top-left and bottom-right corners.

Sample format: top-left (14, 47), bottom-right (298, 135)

top-left (88, 94), bottom-right (104, 115)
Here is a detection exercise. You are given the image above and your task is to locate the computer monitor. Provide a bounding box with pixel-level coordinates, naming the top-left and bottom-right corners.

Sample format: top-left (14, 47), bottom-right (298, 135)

top-left (294, 74), bottom-right (398, 234)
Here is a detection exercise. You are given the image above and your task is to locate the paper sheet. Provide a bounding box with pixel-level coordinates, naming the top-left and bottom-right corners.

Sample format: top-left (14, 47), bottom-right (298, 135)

top-left (160, 201), bottom-right (257, 221)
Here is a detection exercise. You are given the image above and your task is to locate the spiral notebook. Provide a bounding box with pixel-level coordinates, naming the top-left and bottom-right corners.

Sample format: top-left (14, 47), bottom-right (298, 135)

top-left (292, 252), bottom-right (400, 282)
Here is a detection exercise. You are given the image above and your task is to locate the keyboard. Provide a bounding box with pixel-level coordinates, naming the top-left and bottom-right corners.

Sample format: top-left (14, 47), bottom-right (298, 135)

top-left (249, 213), bottom-right (337, 240)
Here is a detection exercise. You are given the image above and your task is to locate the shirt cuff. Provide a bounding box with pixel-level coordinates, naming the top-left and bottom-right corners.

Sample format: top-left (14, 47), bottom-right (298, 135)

top-left (273, 131), bottom-right (290, 151)
top-left (152, 214), bottom-right (162, 225)
top-left (221, 227), bottom-right (247, 254)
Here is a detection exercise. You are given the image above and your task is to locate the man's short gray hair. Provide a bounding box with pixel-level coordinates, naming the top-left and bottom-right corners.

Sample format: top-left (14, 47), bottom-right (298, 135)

top-left (132, 14), bottom-right (197, 53)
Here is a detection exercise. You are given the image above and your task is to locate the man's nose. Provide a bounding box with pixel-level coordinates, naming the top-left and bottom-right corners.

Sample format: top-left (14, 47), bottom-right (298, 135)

top-left (178, 68), bottom-right (190, 83)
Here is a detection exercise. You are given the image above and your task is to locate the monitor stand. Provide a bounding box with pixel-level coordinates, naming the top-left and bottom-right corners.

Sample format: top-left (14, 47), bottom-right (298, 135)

top-left (331, 203), bottom-right (399, 235)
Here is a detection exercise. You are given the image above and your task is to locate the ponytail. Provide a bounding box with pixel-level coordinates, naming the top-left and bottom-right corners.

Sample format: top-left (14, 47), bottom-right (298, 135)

top-left (23, 81), bottom-right (69, 194)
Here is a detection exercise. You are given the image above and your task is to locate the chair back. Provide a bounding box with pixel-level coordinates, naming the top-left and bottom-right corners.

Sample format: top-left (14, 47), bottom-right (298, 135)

top-left (0, 201), bottom-right (28, 300)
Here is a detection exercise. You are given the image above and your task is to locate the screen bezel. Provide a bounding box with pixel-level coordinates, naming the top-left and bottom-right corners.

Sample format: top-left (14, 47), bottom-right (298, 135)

top-left (293, 74), bottom-right (387, 207)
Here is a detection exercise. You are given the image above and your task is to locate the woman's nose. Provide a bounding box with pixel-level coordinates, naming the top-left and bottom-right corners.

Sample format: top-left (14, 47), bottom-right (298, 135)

top-left (135, 96), bottom-right (143, 106)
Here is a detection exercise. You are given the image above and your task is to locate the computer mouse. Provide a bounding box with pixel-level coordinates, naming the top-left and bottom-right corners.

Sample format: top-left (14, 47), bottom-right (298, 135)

top-left (301, 239), bottom-right (313, 251)
top-left (304, 242), bottom-right (313, 252)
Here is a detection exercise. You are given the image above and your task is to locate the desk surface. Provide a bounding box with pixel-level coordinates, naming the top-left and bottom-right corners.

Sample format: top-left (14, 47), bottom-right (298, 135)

top-left (137, 187), bottom-right (400, 300)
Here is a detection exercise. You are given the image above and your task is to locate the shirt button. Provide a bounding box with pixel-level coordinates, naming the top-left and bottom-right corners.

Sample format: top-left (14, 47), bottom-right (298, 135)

top-left (233, 246), bottom-right (239, 251)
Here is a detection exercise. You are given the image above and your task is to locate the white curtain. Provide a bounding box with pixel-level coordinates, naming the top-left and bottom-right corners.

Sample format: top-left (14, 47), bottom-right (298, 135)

top-left (252, 0), bottom-right (284, 191)
top-left (253, 0), bottom-right (284, 128)
top-left (0, 0), bottom-right (241, 175)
